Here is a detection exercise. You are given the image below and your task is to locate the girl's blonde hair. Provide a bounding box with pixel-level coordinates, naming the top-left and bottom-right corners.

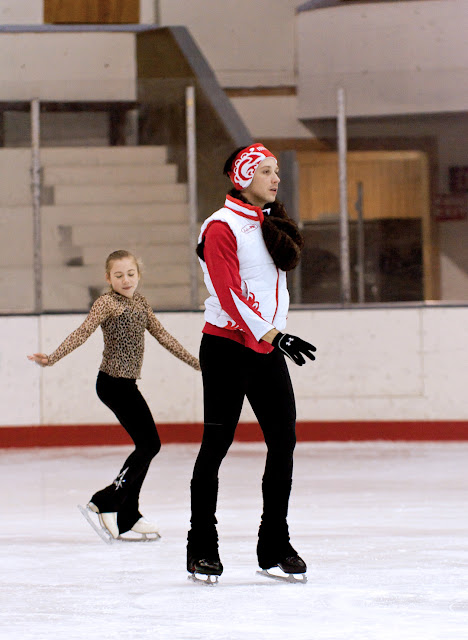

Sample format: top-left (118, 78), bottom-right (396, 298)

top-left (105, 249), bottom-right (143, 277)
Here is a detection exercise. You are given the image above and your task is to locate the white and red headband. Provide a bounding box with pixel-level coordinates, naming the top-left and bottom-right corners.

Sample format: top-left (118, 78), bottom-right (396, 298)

top-left (228, 143), bottom-right (277, 190)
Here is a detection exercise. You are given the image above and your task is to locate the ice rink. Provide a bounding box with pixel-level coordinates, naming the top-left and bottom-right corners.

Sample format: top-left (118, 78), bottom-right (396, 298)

top-left (1, 440), bottom-right (467, 640)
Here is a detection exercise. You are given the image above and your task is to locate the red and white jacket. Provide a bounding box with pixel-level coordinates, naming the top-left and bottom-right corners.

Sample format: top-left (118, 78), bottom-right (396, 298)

top-left (198, 195), bottom-right (289, 354)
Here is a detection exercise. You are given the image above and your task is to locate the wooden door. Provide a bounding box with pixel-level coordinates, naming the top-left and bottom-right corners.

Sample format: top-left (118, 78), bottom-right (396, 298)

top-left (44, 0), bottom-right (139, 24)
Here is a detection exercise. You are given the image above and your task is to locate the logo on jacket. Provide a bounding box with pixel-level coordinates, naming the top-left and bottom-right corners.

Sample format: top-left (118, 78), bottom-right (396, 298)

top-left (225, 320), bottom-right (242, 331)
top-left (241, 223), bottom-right (258, 234)
top-left (247, 291), bottom-right (260, 310)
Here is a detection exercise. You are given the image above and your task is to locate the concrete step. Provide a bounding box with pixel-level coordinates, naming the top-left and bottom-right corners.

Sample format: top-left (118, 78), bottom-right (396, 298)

top-left (82, 244), bottom-right (191, 266)
top-left (0, 207), bottom-right (33, 265)
top-left (43, 163), bottom-right (178, 186)
top-left (72, 223), bottom-right (189, 246)
top-left (42, 202), bottom-right (189, 224)
top-left (85, 284), bottom-right (193, 311)
top-left (0, 150), bottom-right (31, 206)
top-left (0, 266), bottom-right (198, 312)
top-left (0, 268), bottom-right (34, 312)
top-left (43, 264), bottom-right (190, 288)
top-left (42, 280), bottom-right (191, 312)
top-left (42, 278), bottom-right (95, 311)
top-left (53, 183), bottom-right (187, 205)
top-left (41, 145), bottom-right (167, 166)
top-left (139, 285), bottom-right (192, 310)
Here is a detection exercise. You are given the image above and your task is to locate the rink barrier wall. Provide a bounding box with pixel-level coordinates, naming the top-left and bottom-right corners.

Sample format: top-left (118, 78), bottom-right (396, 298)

top-left (1, 421), bottom-right (468, 448)
top-left (3, 305), bottom-right (468, 442)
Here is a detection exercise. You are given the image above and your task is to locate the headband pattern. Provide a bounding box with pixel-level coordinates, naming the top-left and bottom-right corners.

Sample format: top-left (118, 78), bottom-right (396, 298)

top-left (228, 143), bottom-right (277, 190)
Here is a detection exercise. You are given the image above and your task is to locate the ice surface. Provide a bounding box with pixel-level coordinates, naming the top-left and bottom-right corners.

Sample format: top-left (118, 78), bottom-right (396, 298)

top-left (1, 441), bottom-right (467, 640)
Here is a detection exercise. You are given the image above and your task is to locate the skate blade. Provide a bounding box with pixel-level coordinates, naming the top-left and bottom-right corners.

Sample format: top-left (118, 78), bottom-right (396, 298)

top-left (79, 505), bottom-right (161, 544)
top-left (257, 569), bottom-right (307, 584)
top-left (77, 504), bottom-right (114, 545)
top-left (116, 532), bottom-right (161, 543)
top-left (187, 573), bottom-right (219, 586)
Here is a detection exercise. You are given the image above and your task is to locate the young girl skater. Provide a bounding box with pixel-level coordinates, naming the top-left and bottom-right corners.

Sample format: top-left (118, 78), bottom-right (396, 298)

top-left (28, 249), bottom-right (200, 541)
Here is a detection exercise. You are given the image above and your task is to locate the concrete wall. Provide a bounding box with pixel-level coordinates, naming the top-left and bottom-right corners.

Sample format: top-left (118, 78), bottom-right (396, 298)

top-left (230, 95), bottom-right (313, 140)
top-left (3, 305), bottom-right (468, 429)
top-left (0, 0), bottom-right (42, 24)
top-left (0, 32), bottom-right (136, 101)
top-left (297, 0), bottom-right (468, 118)
top-left (158, 0), bottom-right (298, 88)
top-left (0, 0), bottom-right (299, 89)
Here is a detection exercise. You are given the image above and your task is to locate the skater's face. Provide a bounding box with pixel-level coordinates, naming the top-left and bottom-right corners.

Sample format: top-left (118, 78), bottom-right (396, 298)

top-left (106, 257), bottom-right (140, 298)
top-left (241, 158), bottom-right (280, 208)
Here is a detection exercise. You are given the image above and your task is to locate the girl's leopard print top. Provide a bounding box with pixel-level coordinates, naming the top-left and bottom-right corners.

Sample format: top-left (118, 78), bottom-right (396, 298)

top-left (47, 290), bottom-right (200, 378)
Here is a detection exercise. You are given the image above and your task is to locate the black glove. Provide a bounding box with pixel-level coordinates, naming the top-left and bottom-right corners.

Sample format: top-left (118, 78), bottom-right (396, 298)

top-left (272, 332), bottom-right (316, 366)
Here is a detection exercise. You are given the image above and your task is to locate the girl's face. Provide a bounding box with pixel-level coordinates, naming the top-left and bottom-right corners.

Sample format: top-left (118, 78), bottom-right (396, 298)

top-left (241, 157), bottom-right (280, 208)
top-left (106, 257), bottom-right (140, 298)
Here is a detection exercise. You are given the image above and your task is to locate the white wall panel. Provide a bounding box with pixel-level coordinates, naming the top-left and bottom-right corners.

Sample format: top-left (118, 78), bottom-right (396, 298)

top-left (0, 316), bottom-right (40, 425)
top-left (37, 312), bottom-right (204, 425)
top-left (297, 0), bottom-right (468, 118)
top-left (2, 306), bottom-right (468, 427)
top-left (287, 309), bottom-right (423, 398)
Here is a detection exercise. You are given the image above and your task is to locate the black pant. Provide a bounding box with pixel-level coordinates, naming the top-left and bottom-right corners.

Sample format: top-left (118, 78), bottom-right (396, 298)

top-left (190, 334), bottom-right (296, 543)
top-left (91, 371), bottom-right (161, 533)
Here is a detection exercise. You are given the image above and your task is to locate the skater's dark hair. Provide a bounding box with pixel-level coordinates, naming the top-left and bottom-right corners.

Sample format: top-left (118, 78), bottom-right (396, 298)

top-left (197, 187), bottom-right (304, 272)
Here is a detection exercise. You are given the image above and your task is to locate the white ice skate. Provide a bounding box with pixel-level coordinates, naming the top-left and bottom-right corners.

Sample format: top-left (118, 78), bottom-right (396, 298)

top-left (127, 517), bottom-right (161, 542)
top-left (78, 505), bottom-right (161, 544)
top-left (77, 504), bottom-right (115, 545)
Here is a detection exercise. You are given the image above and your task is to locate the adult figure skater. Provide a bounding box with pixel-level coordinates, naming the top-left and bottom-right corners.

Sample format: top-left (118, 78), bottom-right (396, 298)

top-left (187, 143), bottom-right (316, 581)
top-left (28, 249), bottom-right (200, 541)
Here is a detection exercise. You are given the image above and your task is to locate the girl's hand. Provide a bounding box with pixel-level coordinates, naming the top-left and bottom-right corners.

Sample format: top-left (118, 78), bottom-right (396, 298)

top-left (27, 353), bottom-right (49, 367)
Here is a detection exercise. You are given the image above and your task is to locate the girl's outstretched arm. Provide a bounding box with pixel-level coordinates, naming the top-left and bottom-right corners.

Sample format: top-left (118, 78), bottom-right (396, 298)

top-left (146, 305), bottom-right (200, 371)
top-left (27, 295), bottom-right (112, 367)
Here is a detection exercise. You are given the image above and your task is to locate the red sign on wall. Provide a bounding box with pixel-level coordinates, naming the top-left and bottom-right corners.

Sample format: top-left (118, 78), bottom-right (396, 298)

top-left (435, 194), bottom-right (468, 221)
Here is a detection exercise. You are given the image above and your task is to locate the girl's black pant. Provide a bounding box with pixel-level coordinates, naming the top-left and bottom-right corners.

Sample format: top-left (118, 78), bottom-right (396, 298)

top-left (190, 334), bottom-right (296, 539)
top-left (91, 371), bottom-right (161, 533)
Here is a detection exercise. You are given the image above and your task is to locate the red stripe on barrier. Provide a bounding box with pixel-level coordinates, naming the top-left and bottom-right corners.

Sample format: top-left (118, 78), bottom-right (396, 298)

top-left (1, 421), bottom-right (468, 448)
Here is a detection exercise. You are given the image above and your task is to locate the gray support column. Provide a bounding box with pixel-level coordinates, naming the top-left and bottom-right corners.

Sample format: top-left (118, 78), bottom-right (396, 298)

top-left (186, 85), bottom-right (199, 308)
top-left (337, 87), bottom-right (351, 305)
top-left (31, 98), bottom-right (42, 314)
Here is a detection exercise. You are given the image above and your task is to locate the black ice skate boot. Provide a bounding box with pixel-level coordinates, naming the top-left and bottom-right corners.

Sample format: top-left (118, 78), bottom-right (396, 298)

top-left (257, 521), bottom-right (307, 581)
top-left (187, 528), bottom-right (223, 582)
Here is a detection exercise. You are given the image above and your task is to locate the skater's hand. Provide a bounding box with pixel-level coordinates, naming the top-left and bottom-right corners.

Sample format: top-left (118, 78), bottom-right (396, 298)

top-left (27, 353), bottom-right (49, 367)
top-left (272, 333), bottom-right (316, 366)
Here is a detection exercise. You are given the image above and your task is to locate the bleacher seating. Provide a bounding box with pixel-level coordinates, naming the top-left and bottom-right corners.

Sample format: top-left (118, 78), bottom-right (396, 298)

top-left (0, 145), bottom-right (194, 312)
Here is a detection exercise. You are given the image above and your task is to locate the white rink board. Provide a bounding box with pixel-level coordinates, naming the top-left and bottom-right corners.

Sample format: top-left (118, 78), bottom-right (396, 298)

top-left (2, 306), bottom-right (468, 426)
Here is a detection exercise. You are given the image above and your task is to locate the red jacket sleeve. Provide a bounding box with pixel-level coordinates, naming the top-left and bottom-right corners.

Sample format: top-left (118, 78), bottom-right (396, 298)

top-left (203, 221), bottom-right (273, 342)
